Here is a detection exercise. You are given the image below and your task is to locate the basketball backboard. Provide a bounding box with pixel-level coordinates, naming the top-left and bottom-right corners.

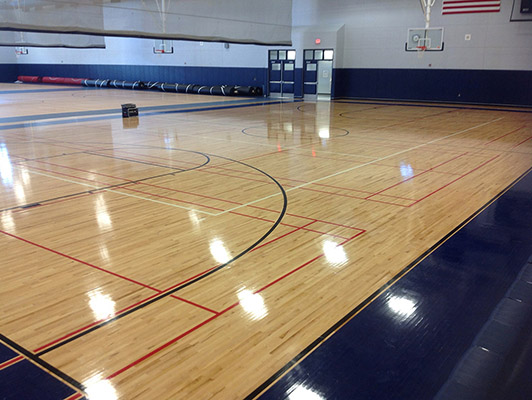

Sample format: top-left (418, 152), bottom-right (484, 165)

top-left (406, 27), bottom-right (444, 51)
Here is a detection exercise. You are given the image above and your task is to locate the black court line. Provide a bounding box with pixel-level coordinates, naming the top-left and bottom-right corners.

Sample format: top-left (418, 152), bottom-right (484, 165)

top-left (245, 165), bottom-right (532, 400)
top-left (11, 151), bottom-right (90, 163)
top-left (0, 333), bottom-right (85, 393)
top-left (33, 149), bottom-right (287, 356)
top-left (0, 148), bottom-right (210, 213)
top-left (334, 99), bottom-right (532, 114)
top-left (242, 125), bottom-right (349, 138)
top-left (296, 104), bottom-right (383, 116)
top-left (83, 151), bottom-right (187, 171)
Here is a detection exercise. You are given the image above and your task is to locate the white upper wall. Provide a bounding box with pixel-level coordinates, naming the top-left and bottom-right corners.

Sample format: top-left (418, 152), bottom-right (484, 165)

top-left (292, 0), bottom-right (532, 70)
top-left (15, 36), bottom-right (268, 68)
top-left (0, 47), bottom-right (16, 63)
top-left (10, 0), bottom-right (532, 70)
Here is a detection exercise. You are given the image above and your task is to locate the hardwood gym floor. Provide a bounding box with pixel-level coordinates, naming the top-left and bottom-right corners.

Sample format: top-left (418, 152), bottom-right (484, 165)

top-left (0, 83), bottom-right (531, 399)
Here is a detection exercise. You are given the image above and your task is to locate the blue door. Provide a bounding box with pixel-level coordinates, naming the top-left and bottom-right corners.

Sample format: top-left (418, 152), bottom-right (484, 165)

top-left (268, 49), bottom-right (296, 97)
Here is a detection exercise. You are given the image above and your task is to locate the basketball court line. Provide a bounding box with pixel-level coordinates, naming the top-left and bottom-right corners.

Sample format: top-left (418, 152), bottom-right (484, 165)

top-left (217, 117), bottom-right (503, 215)
top-left (244, 164), bottom-right (532, 399)
top-left (0, 333), bottom-right (85, 393)
top-left (335, 99), bottom-right (532, 114)
top-left (5, 131), bottom-right (501, 217)
top-left (7, 155), bottom-right (356, 241)
top-left (101, 228), bottom-right (367, 383)
top-left (0, 153), bottom-right (290, 359)
top-left (90, 145), bottom-right (488, 208)
top-left (7, 164), bottom-right (218, 215)
top-left (1, 101), bottom-right (524, 396)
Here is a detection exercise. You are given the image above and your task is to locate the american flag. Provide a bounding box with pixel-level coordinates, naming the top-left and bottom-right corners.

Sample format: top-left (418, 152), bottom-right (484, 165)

top-left (442, 0), bottom-right (501, 15)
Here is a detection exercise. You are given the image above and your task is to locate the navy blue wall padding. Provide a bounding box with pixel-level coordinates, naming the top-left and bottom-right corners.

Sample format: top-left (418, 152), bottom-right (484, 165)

top-left (0, 64), bottom-right (17, 82)
top-left (334, 68), bottom-right (532, 106)
top-left (5, 64), bottom-right (531, 106)
top-left (294, 67), bottom-right (303, 98)
top-left (16, 64), bottom-right (267, 88)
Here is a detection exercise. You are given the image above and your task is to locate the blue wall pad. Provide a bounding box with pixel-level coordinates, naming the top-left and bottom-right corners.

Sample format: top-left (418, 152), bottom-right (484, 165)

top-left (16, 64), bottom-right (268, 89)
top-left (0, 360), bottom-right (78, 399)
top-left (257, 168), bottom-right (532, 400)
top-left (0, 64), bottom-right (17, 82)
top-left (334, 68), bottom-right (532, 106)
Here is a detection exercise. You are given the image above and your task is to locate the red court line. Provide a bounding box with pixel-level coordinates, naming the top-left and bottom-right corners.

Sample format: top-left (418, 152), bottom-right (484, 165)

top-left (95, 146), bottom-right (425, 202)
top-left (0, 229), bottom-right (160, 292)
top-left (484, 126), bottom-right (525, 145)
top-left (170, 296), bottom-right (219, 315)
top-left (510, 135), bottom-right (532, 149)
top-left (17, 161), bottom-right (350, 240)
top-left (28, 207), bottom-right (365, 356)
top-left (138, 181), bottom-right (242, 205)
top-left (32, 291), bottom-right (163, 353)
top-left (24, 158), bottom-right (134, 182)
top-left (23, 163), bottom-right (228, 213)
top-left (18, 158), bottom-right (368, 235)
top-left (24, 158), bottom-right (409, 210)
top-left (212, 149), bottom-right (286, 168)
top-left (248, 205), bottom-right (366, 232)
top-left (30, 217), bottom-right (332, 353)
top-left (114, 185), bottom-right (227, 212)
top-left (313, 182), bottom-right (416, 201)
top-left (365, 152), bottom-right (469, 200)
top-left (0, 355), bottom-right (24, 370)
top-left (229, 211), bottom-right (349, 240)
top-left (298, 185), bottom-right (409, 207)
top-left (256, 230), bottom-right (366, 295)
top-left (409, 155), bottom-right (500, 206)
top-left (105, 311), bottom-right (223, 380)
top-left (96, 149), bottom-right (202, 170)
top-left (104, 229), bottom-right (366, 381)
top-left (51, 152), bottom-right (410, 215)
top-left (250, 220), bottom-right (317, 252)
top-left (63, 392), bottom-right (84, 400)
top-left (24, 158), bottom-right (244, 207)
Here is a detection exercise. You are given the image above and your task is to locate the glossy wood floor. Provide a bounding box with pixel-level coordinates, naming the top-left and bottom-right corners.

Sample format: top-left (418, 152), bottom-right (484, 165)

top-left (1, 83), bottom-right (531, 399)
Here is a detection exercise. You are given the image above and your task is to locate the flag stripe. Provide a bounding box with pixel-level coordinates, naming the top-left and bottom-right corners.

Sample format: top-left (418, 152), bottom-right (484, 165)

top-left (442, 0), bottom-right (500, 14)
top-left (444, 3), bottom-right (500, 7)
top-left (443, 9), bottom-right (500, 14)
top-left (443, 5), bottom-right (500, 9)
top-left (443, 0), bottom-right (500, 4)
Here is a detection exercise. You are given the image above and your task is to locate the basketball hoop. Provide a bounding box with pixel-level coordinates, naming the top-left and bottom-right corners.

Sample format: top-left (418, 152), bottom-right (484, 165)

top-left (153, 39), bottom-right (173, 54)
top-left (416, 45), bottom-right (426, 58)
top-left (15, 46), bottom-right (28, 56)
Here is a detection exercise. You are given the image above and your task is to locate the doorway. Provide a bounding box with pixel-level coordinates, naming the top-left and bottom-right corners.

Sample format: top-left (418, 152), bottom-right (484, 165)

top-left (303, 49), bottom-right (334, 99)
top-left (268, 49), bottom-right (296, 98)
